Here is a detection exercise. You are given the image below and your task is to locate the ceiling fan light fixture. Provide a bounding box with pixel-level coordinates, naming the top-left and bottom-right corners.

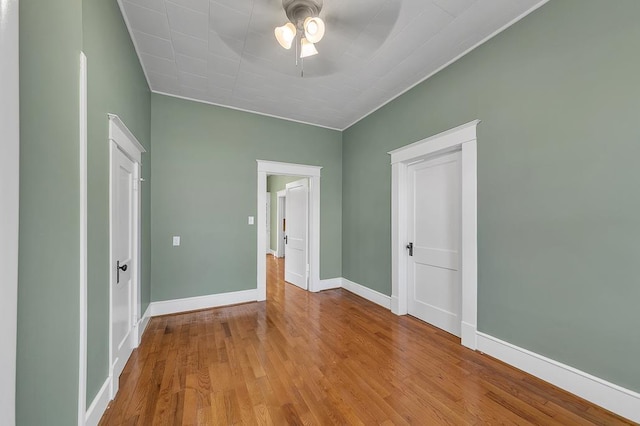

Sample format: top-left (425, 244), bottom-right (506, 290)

top-left (303, 16), bottom-right (325, 43)
top-left (300, 38), bottom-right (318, 58)
top-left (274, 22), bottom-right (297, 49)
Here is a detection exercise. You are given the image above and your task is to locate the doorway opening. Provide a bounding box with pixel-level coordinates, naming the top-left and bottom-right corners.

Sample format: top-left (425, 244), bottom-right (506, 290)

top-left (256, 161), bottom-right (322, 301)
top-left (266, 175), bottom-right (308, 291)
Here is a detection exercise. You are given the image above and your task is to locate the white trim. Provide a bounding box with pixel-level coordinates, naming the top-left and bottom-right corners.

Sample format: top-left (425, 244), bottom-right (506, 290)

top-left (276, 190), bottom-right (286, 258)
top-left (78, 51), bottom-right (88, 426)
top-left (342, 278), bottom-right (391, 309)
top-left (477, 332), bottom-right (640, 423)
top-left (148, 289), bottom-right (258, 317)
top-left (135, 305), bottom-right (152, 345)
top-left (270, 249), bottom-right (278, 257)
top-left (0, 1), bottom-right (19, 423)
top-left (85, 377), bottom-right (111, 426)
top-left (152, 90), bottom-right (342, 132)
top-left (108, 114), bottom-right (146, 163)
top-left (317, 278), bottom-right (342, 292)
top-left (388, 120), bottom-right (480, 164)
top-left (256, 161), bottom-right (322, 300)
top-left (257, 160), bottom-right (322, 177)
top-left (342, 1), bottom-right (550, 130)
top-left (390, 120), bottom-right (479, 350)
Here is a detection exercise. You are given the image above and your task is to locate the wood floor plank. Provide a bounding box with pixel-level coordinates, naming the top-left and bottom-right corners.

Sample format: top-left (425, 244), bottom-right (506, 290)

top-left (99, 255), bottom-right (635, 425)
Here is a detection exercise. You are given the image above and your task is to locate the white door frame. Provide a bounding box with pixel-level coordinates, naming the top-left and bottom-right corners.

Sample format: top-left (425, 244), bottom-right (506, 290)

top-left (276, 190), bottom-right (286, 257)
top-left (389, 120), bottom-right (479, 349)
top-left (108, 114), bottom-right (146, 398)
top-left (257, 161), bottom-right (322, 300)
top-left (266, 192), bottom-right (271, 255)
top-left (0, 1), bottom-right (20, 423)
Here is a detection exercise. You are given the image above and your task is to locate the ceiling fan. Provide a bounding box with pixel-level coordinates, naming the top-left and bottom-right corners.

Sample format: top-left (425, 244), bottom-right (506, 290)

top-left (273, 0), bottom-right (327, 75)
top-left (209, 0), bottom-right (401, 78)
top-left (274, 0), bottom-right (326, 56)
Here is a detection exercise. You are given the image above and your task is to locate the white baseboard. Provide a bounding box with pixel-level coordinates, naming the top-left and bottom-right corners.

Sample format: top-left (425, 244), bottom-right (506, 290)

top-left (477, 332), bottom-right (640, 423)
top-left (461, 321), bottom-right (477, 350)
top-left (269, 250), bottom-right (277, 257)
top-left (149, 289), bottom-right (258, 317)
top-left (341, 278), bottom-right (391, 309)
top-left (316, 278), bottom-right (342, 291)
top-left (136, 305), bottom-right (151, 343)
top-left (85, 377), bottom-right (111, 426)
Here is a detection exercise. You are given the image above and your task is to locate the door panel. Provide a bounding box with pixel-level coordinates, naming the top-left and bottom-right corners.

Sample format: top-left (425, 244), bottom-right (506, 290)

top-left (408, 152), bottom-right (461, 337)
top-left (111, 145), bottom-right (136, 395)
top-left (284, 179), bottom-right (308, 289)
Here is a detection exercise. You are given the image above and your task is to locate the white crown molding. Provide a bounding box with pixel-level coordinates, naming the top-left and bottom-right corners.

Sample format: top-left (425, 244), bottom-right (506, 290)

top-left (477, 332), bottom-right (640, 423)
top-left (152, 90), bottom-right (342, 132)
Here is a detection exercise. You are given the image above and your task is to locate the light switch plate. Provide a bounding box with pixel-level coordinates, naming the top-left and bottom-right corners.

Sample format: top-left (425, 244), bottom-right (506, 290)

top-left (172, 236), bottom-right (181, 246)
top-left (248, 216), bottom-right (255, 225)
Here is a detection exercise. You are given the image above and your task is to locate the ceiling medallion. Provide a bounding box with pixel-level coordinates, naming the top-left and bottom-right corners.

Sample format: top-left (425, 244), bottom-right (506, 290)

top-left (274, 0), bottom-right (326, 76)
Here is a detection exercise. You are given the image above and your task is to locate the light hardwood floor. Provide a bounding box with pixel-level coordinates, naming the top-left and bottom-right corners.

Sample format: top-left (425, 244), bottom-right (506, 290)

top-left (99, 255), bottom-right (633, 425)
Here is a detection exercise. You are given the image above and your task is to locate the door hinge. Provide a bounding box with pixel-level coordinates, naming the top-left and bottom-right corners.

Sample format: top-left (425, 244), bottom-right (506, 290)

top-left (406, 242), bottom-right (414, 256)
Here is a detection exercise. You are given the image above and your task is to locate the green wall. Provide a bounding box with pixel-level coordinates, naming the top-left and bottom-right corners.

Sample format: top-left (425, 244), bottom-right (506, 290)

top-left (151, 94), bottom-right (342, 302)
top-left (342, 0), bottom-right (640, 392)
top-left (266, 175), bottom-right (305, 251)
top-left (17, 1), bottom-right (83, 424)
top-left (83, 0), bottom-right (151, 405)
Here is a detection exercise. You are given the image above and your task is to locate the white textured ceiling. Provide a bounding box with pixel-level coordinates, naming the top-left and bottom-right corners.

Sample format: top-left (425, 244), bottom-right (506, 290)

top-left (119, 0), bottom-right (547, 130)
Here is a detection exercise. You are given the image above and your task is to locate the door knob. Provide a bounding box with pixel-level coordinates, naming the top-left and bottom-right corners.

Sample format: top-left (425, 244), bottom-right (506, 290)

top-left (406, 242), bottom-right (414, 256)
top-left (117, 260), bottom-right (128, 283)
top-left (284, 235), bottom-right (288, 244)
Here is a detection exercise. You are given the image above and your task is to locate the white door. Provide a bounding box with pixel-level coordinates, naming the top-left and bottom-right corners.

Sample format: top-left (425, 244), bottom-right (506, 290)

top-left (110, 145), bottom-right (137, 396)
top-left (266, 193), bottom-right (271, 254)
top-left (284, 179), bottom-right (308, 289)
top-left (407, 151), bottom-right (461, 337)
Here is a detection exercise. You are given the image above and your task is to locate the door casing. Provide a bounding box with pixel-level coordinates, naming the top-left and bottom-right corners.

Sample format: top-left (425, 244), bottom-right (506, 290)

top-left (389, 120), bottom-right (479, 349)
top-left (108, 114), bottom-right (146, 399)
top-left (256, 160), bottom-right (321, 300)
top-left (0, 1), bottom-right (20, 423)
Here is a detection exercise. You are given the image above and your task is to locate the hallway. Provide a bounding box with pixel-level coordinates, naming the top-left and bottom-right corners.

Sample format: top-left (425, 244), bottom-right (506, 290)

top-left (99, 256), bottom-right (630, 424)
